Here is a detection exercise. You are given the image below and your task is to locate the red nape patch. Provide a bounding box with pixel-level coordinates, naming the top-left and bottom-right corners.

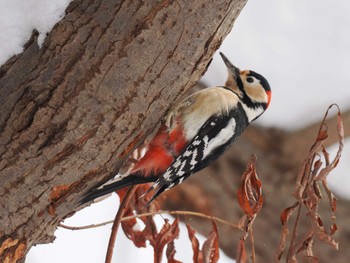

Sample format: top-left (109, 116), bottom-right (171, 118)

top-left (266, 90), bottom-right (272, 108)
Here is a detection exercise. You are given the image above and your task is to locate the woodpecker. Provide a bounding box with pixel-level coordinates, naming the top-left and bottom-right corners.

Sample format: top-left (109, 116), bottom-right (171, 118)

top-left (82, 52), bottom-right (271, 204)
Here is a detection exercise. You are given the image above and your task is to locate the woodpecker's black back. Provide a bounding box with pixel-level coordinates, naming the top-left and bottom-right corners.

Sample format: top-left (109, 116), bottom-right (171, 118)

top-left (147, 102), bottom-right (249, 202)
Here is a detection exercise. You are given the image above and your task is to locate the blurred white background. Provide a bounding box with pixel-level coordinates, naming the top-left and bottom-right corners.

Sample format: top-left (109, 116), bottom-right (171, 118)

top-left (1, 0), bottom-right (349, 262)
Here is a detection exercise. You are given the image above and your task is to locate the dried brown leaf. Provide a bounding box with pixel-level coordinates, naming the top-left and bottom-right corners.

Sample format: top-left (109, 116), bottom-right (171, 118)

top-left (235, 156), bottom-right (262, 262)
top-left (280, 202), bottom-right (299, 225)
top-left (186, 224), bottom-right (202, 263)
top-left (237, 155), bottom-right (263, 217)
top-left (330, 223), bottom-right (338, 235)
top-left (186, 222), bottom-right (220, 263)
top-left (275, 202), bottom-right (299, 261)
top-left (305, 182), bottom-right (320, 209)
top-left (309, 212), bottom-right (339, 250)
top-left (295, 235), bottom-right (313, 255)
top-left (121, 215), bottom-right (147, 247)
top-left (166, 239), bottom-right (182, 263)
top-left (119, 185), bottom-right (159, 248)
top-left (202, 221), bottom-right (220, 263)
top-left (153, 218), bottom-right (180, 263)
top-left (316, 128), bottom-right (328, 141)
top-left (321, 146), bottom-right (330, 166)
top-left (321, 179), bottom-right (338, 236)
top-left (316, 105), bottom-right (344, 181)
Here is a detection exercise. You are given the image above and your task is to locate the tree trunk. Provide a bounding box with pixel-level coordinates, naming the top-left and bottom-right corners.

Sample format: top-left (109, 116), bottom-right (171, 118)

top-left (0, 0), bottom-right (247, 261)
top-left (163, 109), bottom-right (350, 262)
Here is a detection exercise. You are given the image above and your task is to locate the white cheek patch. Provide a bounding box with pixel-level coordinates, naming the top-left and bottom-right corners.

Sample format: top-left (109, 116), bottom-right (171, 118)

top-left (245, 84), bottom-right (268, 104)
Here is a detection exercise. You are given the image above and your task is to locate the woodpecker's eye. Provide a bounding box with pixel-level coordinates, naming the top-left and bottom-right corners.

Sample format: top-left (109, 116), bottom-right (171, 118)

top-left (246, 77), bottom-right (254, 83)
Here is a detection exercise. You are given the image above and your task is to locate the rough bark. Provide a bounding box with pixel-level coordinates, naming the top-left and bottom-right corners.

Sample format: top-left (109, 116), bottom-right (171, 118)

top-left (163, 109), bottom-right (350, 262)
top-left (0, 0), bottom-right (247, 261)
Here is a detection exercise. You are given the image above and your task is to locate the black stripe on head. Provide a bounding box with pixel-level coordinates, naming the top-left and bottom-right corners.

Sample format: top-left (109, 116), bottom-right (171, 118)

top-left (240, 95), bottom-right (268, 111)
top-left (248, 70), bottom-right (271, 92)
top-left (236, 75), bottom-right (245, 92)
top-left (240, 86), bottom-right (268, 111)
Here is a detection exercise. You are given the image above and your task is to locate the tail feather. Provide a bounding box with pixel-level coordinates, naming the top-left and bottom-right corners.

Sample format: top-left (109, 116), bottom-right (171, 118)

top-left (81, 173), bottom-right (157, 204)
top-left (145, 184), bottom-right (167, 207)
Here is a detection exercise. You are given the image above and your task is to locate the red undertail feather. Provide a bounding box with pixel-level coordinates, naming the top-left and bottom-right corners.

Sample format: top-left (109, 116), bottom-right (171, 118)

top-left (130, 122), bottom-right (187, 177)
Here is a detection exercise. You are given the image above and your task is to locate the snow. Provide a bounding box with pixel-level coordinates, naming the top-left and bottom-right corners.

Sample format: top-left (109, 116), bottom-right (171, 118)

top-left (0, 0), bottom-right (71, 65)
top-left (26, 195), bottom-right (235, 263)
top-left (0, 0), bottom-right (349, 262)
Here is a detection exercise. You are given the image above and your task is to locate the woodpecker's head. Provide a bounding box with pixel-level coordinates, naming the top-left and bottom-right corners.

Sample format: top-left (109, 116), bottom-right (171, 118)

top-left (219, 52), bottom-right (271, 113)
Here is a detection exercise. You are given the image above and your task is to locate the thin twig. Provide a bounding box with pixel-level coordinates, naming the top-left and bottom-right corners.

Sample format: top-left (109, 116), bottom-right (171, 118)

top-left (59, 220), bottom-right (114, 231)
top-left (124, 210), bottom-right (240, 230)
top-left (249, 226), bottom-right (256, 263)
top-left (59, 210), bottom-right (240, 231)
top-left (287, 203), bottom-right (302, 262)
top-left (105, 186), bottom-right (137, 263)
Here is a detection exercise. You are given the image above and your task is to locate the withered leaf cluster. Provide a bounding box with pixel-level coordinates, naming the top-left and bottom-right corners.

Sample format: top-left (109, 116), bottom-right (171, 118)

top-left (117, 186), bottom-right (220, 263)
top-left (236, 154), bottom-right (263, 263)
top-left (275, 104), bottom-right (343, 262)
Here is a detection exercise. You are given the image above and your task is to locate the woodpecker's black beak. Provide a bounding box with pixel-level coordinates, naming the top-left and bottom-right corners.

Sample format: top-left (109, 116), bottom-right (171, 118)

top-left (219, 52), bottom-right (240, 79)
top-left (219, 52), bottom-right (242, 92)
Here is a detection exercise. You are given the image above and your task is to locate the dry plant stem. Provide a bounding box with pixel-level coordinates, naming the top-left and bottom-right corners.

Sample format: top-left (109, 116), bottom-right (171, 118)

top-left (124, 210), bottom-right (240, 229)
top-left (105, 186), bottom-right (137, 263)
top-left (286, 204), bottom-right (302, 262)
top-left (59, 210), bottom-right (240, 231)
top-left (249, 227), bottom-right (256, 263)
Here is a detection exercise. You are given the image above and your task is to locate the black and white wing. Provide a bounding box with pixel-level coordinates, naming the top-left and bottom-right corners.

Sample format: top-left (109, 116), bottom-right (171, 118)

top-left (147, 104), bottom-right (249, 202)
